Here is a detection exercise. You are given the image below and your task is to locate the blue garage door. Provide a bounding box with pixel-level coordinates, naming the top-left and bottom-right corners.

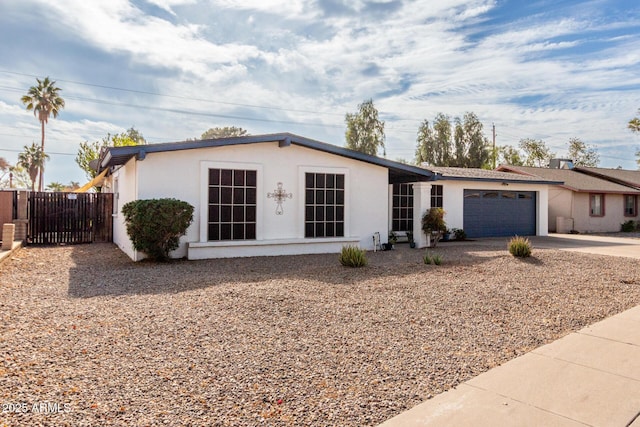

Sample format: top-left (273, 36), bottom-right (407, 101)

top-left (463, 190), bottom-right (536, 238)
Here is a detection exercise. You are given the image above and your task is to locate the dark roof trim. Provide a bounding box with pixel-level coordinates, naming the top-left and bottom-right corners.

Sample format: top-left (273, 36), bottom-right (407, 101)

top-left (101, 132), bottom-right (434, 182)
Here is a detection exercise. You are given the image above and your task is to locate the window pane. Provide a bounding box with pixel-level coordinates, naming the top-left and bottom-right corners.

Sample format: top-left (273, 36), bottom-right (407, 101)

top-left (326, 223), bottom-right (335, 237)
top-left (305, 173), bottom-right (314, 188)
top-left (316, 206), bottom-right (324, 221)
top-left (326, 206), bottom-right (334, 221)
top-left (305, 223), bottom-right (314, 238)
top-left (221, 169), bottom-right (232, 186)
top-left (316, 173), bottom-right (325, 188)
top-left (233, 206), bottom-right (244, 222)
top-left (221, 206), bottom-right (232, 222)
top-left (246, 206), bottom-right (256, 222)
top-left (233, 223), bottom-right (245, 240)
top-left (221, 187), bottom-right (232, 204)
top-left (336, 206), bottom-right (344, 221)
top-left (220, 224), bottom-right (232, 240)
top-left (315, 190), bottom-right (325, 204)
top-left (233, 188), bottom-right (245, 204)
top-left (246, 170), bottom-right (257, 187)
top-left (305, 206), bottom-right (314, 221)
top-left (245, 223), bottom-right (256, 240)
top-left (246, 188), bottom-right (256, 204)
top-left (326, 174), bottom-right (335, 188)
top-left (208, 224), bottom-right (219, 241)
top-left (208, 205), bottom-right (219, 222)
top-left (326, 190), bottom-right (335, 204)
top-left (336, 222), bottom-right (344, 237)
top-left (305, 190), bottom-right (314, 204)
top-left (336, 190), bottom-right (344, 205)
top-left (484, 191), bottom-right (498, 198)
top-left (315, 223), bottom-right (324, 237)
top-left (209, 187), bottom-right (219, 203)
top-left (336, 174), bottom-right (344, 189)
top-left (209, 169), bottom-right (220, 185)
top-left (233, 170), bottom-right (245, 186)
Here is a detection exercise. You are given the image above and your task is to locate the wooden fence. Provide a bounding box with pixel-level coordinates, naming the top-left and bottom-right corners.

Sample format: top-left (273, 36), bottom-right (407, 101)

top-left (28, 192), bottom-right (113, 245)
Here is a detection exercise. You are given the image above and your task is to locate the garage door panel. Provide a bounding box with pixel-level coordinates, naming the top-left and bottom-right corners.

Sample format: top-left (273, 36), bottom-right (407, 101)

top-left (463, 190), bottom-right (536, 238)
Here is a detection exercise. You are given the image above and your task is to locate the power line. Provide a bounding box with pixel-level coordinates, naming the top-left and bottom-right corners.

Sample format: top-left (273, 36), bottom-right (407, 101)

top-left (0, 69), bottom-right (347, 117)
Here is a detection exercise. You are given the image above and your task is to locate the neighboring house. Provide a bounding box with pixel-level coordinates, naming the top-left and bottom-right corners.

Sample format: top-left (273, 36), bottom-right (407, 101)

top-left (498, 164), bottom-right (640, 233)
top-left (100, 133), bottom-right (559, 261)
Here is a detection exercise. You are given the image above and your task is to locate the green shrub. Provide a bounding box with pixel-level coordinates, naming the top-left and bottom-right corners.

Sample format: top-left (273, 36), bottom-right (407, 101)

top-left (453, 228), bottom-right (467, 241)
top-left (423, 251), bottom-right (442, 265)
top-left (508, 236), bottom-right (532, 258)
top-left (432, 253), bottom-right (443, 265)
top-left (621, 220), bottom-right (637, 232)
top-left (421, 208), bottom-right (447, 234)
top-left (339, 245), bottom-right (367, 267)
top-left (121, 198), bottom-right (194, 261)
top-left (423, 253), bottom-right (432, 264)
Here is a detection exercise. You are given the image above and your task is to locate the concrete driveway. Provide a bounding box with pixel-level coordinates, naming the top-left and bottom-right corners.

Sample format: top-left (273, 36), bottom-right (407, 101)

top-left (527, 233), bottom-right (640, 260)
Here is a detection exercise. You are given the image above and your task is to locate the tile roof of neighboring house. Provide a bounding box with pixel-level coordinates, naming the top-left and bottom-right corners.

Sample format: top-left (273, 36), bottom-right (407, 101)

top-left (498, 165), bottom-right (640, 194)
top-left (100, 132), bottom-right (434, 184)
top-left (575, 166), bottom-right (640, 190)
top-left (428, 166), bottom-right (562, 184)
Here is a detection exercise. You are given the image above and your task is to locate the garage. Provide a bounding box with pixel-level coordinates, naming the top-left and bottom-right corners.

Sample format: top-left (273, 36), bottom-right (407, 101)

top-left (463, 190), bottom-right (536, 238)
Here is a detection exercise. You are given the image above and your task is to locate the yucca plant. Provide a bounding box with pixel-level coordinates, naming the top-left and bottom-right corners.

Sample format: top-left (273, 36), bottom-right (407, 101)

top-left (508, 236), bottom-right (532, 258)
top-left (339, 245), bottom-right (368, 267)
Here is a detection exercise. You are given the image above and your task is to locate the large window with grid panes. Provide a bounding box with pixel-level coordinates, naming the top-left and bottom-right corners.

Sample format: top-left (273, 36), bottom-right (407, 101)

top-left (305, 172), bottom-right (344, 238)
top-left (392, 183), bottom-right (413, 232)
top-left (208, 168), bottom-right (257, 241)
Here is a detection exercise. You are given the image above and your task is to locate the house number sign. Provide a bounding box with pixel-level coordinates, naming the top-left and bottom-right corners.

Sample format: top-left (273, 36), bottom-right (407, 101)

top-left (267, 182), bottom-right (292, 215)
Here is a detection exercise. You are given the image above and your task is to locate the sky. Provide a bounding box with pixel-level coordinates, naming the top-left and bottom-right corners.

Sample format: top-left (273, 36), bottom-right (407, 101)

top-left (0, 0), bottom-right (639, 187)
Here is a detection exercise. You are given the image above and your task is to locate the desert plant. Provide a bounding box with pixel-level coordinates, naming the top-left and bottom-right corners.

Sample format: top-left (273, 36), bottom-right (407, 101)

top-left (339, 245), bottom-right (368, 267)
top-left (121, 198), bottom-right (194, 261)
top-left (621, 220), bottom-right (637, 232)
top-left (423, 252), bottom-right (432, 264)
top-left (508, 235), bottom-right (532, 258)
top-left (424, 251), bottom-right (442, 265)
top-left (453, 228), bottom-right (467, 241)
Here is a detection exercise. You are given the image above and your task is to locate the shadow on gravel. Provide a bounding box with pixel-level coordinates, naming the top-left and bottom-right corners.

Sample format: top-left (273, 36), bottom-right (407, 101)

top-left (67, 241), bottom-right (515, 298)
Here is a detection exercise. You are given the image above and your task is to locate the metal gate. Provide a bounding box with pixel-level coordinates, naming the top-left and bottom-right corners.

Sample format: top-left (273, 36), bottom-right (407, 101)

top-left (28, 192), bottom-right (113, 244)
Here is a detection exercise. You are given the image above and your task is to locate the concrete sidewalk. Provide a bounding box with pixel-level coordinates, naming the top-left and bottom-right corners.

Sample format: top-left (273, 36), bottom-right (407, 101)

top-left (379, 305), bottom-right (640, 427)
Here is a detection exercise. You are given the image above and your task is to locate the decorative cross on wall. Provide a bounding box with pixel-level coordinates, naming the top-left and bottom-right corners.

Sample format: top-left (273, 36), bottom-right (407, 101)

top-left (267, 182), bottom-right (293, 215)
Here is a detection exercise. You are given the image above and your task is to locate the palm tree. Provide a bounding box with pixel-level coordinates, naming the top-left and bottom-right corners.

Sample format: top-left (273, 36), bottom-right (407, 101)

top-left (17, 143), bottom-right (49, 191)
top-left (21, 77), bottom-right (65, 191)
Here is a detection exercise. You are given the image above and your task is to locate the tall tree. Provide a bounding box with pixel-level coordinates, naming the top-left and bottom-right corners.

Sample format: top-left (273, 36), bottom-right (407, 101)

top-left (497, 145), bottom-right (524, 166)
top-left (519, 138), bottom-right (554, 167)
top-left (17, 143), bottom-right (49, 191)
top-left (21, 77), bottom-right (65, 191)
top-left (415, 113), bottom-right (452, 166)
top-left (567, 137), bottom-right (599, 167)
top-left (200, 126), bottom-right (248, 140)
top-left (76, 129), bottom-right (145, 181)
top-left (453, 112), bottom-right (490, 168)
top-left (345, 99), bottom-right (386, 156)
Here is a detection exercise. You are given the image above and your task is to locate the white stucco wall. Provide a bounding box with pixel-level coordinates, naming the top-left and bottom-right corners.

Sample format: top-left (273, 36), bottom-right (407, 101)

top-left (109, 141), bottom-right (389, 260)
top-left (435, 180), bottom-right (549, 236)
top-left (107, 158), bottom-right (140, 260)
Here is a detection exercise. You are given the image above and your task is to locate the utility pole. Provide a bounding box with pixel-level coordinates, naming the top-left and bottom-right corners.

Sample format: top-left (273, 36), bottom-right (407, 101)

top-left (492, 123), bottom-right (496, 169)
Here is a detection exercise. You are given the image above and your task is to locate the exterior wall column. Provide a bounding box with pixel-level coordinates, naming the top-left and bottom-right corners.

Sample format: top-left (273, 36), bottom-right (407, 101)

top-left (412, 182), bottom-right (432, 248)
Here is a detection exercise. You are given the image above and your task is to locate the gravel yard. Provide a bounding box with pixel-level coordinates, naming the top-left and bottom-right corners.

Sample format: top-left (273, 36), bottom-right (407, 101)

top-left (1, 241), bottom-right (639, 426)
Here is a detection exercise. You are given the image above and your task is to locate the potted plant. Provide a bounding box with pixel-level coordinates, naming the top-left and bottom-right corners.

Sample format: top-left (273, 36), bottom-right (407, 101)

top-left (406, 230), bottom-right (416, 248)
top-left (388, 230), bottom-right (398, 249)
top-left (452, 228), bottom-right (467, 241)
top-left (421, 208), bottom-right (447, 248)
top-left (441, 228), bottom-right (452, 242)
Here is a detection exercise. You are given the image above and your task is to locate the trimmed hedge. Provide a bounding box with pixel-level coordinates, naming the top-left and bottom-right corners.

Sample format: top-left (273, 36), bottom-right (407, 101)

top-left (121, 198), bottom-right (194, 261)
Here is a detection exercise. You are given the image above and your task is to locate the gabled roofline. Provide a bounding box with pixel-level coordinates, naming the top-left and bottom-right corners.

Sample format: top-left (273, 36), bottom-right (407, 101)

top-left (497, 165), bottom-right (640, 194)
top-left (100, 132), bottom-right (435, 183)
top-left (575, 167), bottom-right (640, 191)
